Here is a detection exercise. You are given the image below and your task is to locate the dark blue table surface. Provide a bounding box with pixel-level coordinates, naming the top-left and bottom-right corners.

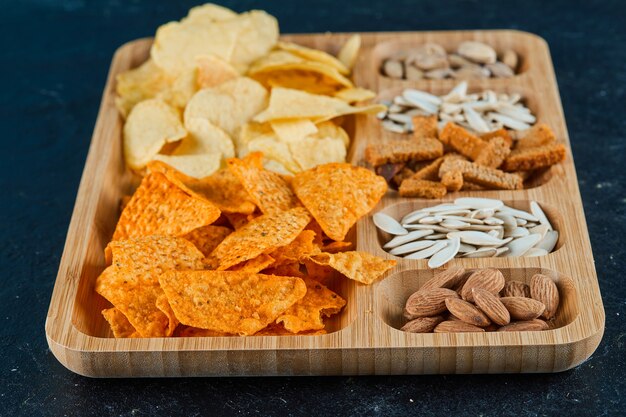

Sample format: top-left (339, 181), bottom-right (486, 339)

top-left (1, 1), bottom-right (625, 416)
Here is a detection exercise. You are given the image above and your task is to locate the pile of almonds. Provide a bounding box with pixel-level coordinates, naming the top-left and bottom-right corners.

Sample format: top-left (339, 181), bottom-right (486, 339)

top-left (401, 267), bottom-right (560, 333)
top-left (381, 41), bottom-right (518, 81)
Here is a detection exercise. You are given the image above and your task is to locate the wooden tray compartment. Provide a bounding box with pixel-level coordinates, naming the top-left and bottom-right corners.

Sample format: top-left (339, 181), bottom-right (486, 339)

top-left (46, 31), bottom-right (604, 377)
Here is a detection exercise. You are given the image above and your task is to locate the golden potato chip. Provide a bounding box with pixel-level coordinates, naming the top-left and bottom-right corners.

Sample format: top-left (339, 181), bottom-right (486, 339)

top-left (308, 251), bottom-right (396, 285)
top-left (157, 67), bottom-right (198, 109)
top-left (210, 207), bottom-right (311, 270)
top-left (247, 136), bottom-right (300, 173)
top-left (174, 325), bottom-right (234, 337)
top-left (249, 63), bottom-right (353, 95)
top-left (292, 163), bottom-right (387, 241)
top-left (276, 41), bottom-right (349, 75)
top-left (123, 99), bottom-right (187, 170)
top-left (316, 121), bottom-right (350, 147)
top-left (184, 168), bottom-right (256, 214)
top-left (333, 87), bottom-right (376, 103)
top-left (322, 241), bottom-right (353, 253)
top-left (113, 171), bottom-right (221, 241)
top-left (289, 135), bottom-right (347, 171)
top-left (270, 119), bottom-right (318, 143)
top-left (253, 88), bottom-right (384, 123)
top-left (96, 235), bottom-right (205, 337)
top-left (101, 308), bottom-right (140, 338)
top-left (184, 77), bottom-right (268, 137)
top-left (229, 253), bottom-right (275, 273)
top-left (269, 230), bottom-right (320, 266)
top-left (237, 121), bottom-right (273, 156)
top-left (159, 270), bottom-right (306, 336)
top-left (228, 10), bottom-right (279, 73)
top-left (153, 153), bottom-right (221, 178)
top-left (337, 34), bottom-right (361, 71)
top-left (226, 154), bottom-right (301, 214)
top-left (196, 54), bottom-right (239, 89)
top-left (183, 3), bottom-right (238, 24)
top-left (115, 59), bottom-right (173, 117)
top-left (183, 225), bottom-right (232, 256)
top-left (276, 277), bottom-right (346, 333)
top-left (175, 117), bottom-right (235, 158)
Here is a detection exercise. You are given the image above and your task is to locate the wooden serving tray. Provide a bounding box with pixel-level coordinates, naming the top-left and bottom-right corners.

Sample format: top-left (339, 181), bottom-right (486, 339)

top-left (45, 30), bottom-right (604, 377)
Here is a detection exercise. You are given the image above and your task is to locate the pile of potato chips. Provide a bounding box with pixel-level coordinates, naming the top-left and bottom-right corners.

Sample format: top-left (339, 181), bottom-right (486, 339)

top-left (96, 155), bottom-right (396, 338)
top-left (116, 3), bottom-right (382, 178)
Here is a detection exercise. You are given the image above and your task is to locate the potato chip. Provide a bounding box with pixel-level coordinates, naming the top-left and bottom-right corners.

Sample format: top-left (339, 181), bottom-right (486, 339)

top-left (247, 136), bottom-right (300, 173)
top-left (334, 87), bottom-right (376, 103)
top-left (210, 207), bottom-right (311, 270)
top-left (237, 121), bottom-right (273, 156)
top-left (175, 117), bottom-right (235, 158)
top-left (276, 277), bottom-right (346, 333)
top-left (253, 88), bottom-right (384, 123)
top-left (226, 154), bottom-right (301, 214)
top-left (96, 235), bottom-right (205, 337)
top-left (184, 168), bottom-right (256, 214)
top-left (269, 230), bottom-right (320, 266)
top-left (276, 41), bottom-right (349, 75)
top-left (157, 67), bottom-right (198, 109)
top-left (291, 163), bottom-right (387, 241)
top-left (112, 171), bottom-right (221, 241)
top-left (229, 253), bottom-right (275, 273)
top-left (101, 308), bottom-right (140, 338)
top-left (183, 225), bottom-right (232, 256)
top-left (196, 54), bottom-right (239, 89)
top-left (249, 62), bottom-right (353, 95)
top-left (270, 119), bottom-right (318, 143)
top-left (115, 59), bottom-right (173, 117)
top-left (316, 121), bottom-right (350, 147)
top-left (337, 34), bottom-right (361, 71)
top-left (123, 99), bottom-right (187, 170)
top-left (228, 10), bottom-right (279, 73)
top-left (159, 270), bottom-right (306, 336)
top-left (308, 251), bottom-right (396, 285)
top-left (153, 153), bottom-right (221, 178)
top-left (183, 3), bottom-right (238, 24)
top-left (262, 158), bottom-right (295, 176)
top-left (289, 135), bottom-right (347, 171)
top-left (184, 77), bottom-right (268, 137)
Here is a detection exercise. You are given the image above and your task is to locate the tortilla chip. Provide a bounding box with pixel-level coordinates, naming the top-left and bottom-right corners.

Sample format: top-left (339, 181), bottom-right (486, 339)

top-left (159, 270), bottom-right (306, 336)
top-left (101, 308), bottom-right (140, 338)
top-left (227, 153), bottom-right (302, 214)
top-left (321, 241), bottom-right (353, 253)
top-left (303, 259), bottom-right (337, 284)
top-left (276, 277), bottom-right (346, 333)
top-left (269, 230), bottom-right (320, 266)
top-left (291, 163), bottom-right (387, 241)
top-left (156, 293), bottom-right (179, 336)
top-left (210, 207), bottom-right (311, 270)
top-left (262, 262), bottom-right (305, 278)
top-left (308, 251), bottom-right (396, 285)
top-left (183, 225), bottom-right (232, 256)
top-left (174, 325), bottom-right (234, 337)
top-left (305, 219), bottom-right (325, 248)
top-left (112, 171), bottom-right (221, 241)
top-left (229, 253), bottom-right (275, 273)
top-left (253, 322), bottom-right (326, 336)
top-left (223, 212), bottom-right (255, 230)
top-left (184, 168), bottom-right (257, 214)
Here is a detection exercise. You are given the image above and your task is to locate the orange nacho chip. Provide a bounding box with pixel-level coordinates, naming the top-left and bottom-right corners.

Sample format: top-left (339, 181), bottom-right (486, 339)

top-left (308, 251), bottom-right (396, 285)
top-left (96, 235), bottom-right (204, 337)
top-left (101, 308), bottom-right (140, 338)
top-left (227, 153), bottom-right (301, 215)
top-left (262, 262), bottom-right (305, 278)
top-left (159, 270), bottom-right (307, 336)
top-left (321, 241), bottom-right (353, 253)
top-left (156, 293), bottom-right (180, 336)
top-left (292, 163), bottom-right (387, 241)
top-left (303, 258), bottom-right (337, 283)
top-left (174, 325), bottom-right (234, 337)
top-left (183, 225), bottom-right (232, 256)
top-left (112, 171), bottom-right (221, 241)
top-left (184, 168), bottom-right (257, 215)
top-left (223, 212), bottom-right (256, 230)
top-left (253, 322), bottom-right (326, 336)
top-left (210, 207), bottom-right (311, 270)
top-left (276, 277), bottom-right (346, 333)
top-left (269, 230), bottom-right (320, 266)
top-left (229, 253), bottom-right (275, 273)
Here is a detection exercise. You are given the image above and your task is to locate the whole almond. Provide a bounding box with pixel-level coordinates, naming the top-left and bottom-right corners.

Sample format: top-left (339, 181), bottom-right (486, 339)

top-left (500, 297), bottom-right (545, 320)
top-left (472, 288), bottom-right (510, 326)
top-left (461, 268), bottom-right (505, 302)
top-left (502, 280), bottom-right (531, 298)
top-left (401, 316), bottom-right (444, 333)
top-left (404, 288), bottom-right (460, 320)
top-left (445, 297), bottom-right (491, 327)
top-left (497, 319), bottom-right (549, 332)
top-left (420, 266), bottom-right (467, 291)
top-left (530, 274), bottom-right (560, 319)
top-left (434, 320), bottom-right (485, 333)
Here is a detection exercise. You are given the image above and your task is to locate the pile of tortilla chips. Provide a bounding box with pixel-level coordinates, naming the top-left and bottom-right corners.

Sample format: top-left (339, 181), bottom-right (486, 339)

top-left (115, 3), bottom-right (383, 177)
top-left (96, 155), bottom-right (396, 338)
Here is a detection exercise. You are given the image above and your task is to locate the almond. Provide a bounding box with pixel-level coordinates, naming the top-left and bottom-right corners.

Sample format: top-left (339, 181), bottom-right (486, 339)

top-left (420, 266), bottom-right (467, 291)
top-left (434, 320), bottom-right (485, 333)
top-left (497, 319), bottom-right (549, 332)
top-left (445, 297), bottom-right (491, 327)
top-left (401, 316), bottom-right (444, 333)
top-left (472, 288), bottom-right (510, 326)
top-left (502, 280), bottom-right (530, 298)
top-left (500, 297), bottom-right (545, 320)
top-left (404, 288), bottom-right (460, 320)
top-left (460, 268), bottom-right (505, 302)
top-left (530, 274), bottom-right (560, 319)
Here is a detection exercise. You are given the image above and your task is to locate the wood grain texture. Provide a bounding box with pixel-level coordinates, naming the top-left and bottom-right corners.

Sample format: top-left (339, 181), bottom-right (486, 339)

top-left (45, 30), bottom-right (604, 377)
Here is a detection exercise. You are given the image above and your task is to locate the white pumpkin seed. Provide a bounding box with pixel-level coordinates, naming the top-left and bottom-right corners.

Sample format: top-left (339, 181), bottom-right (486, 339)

top-left (496, 206), bottom-right (539, 222)
top-left (428, 237), bottom-right (461, 268)
top-left (505, 234), bottom-right (542, 257)
top-left (535, 230), bottom-right (559, 252)
top-left (401, 210), bottom-right (429, 224)
top-left (404, 240), bottom-right (448, 260)
top-left (404, 224), bottom-right (454, 233)
top-left (458, 243), bottom-right (477, 253)
top-left (483, 217), bottom-right (504, 226)
top-left (505, 227), bottom-right (530, 238)
top-left (530, 201), bottom-right (553, 231)
top-left (373, 212), bottom-right (408, 235)
top-left (447, 231), bottom-right (508, 246)
top-left (424, 233), bottom-right (448, 240)
top-left (389, 240), bottom-right (436, 256)
top-left (525, 248), bottom-right (548, 257)
top-left (383, 230), bottom-right (435, 249)
top-left (529, 224), bottom-right (550, 239)
top-left (419, 216), bottom-right (443, 225)
top-left (461, 248), bottom-right (497, 258)
top-left (454, 197), bottom-right (504, 210)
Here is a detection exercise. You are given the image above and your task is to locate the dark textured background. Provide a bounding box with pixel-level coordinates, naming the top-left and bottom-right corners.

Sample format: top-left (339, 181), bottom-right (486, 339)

top-left (1, 0), bottom-right (625, 416)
